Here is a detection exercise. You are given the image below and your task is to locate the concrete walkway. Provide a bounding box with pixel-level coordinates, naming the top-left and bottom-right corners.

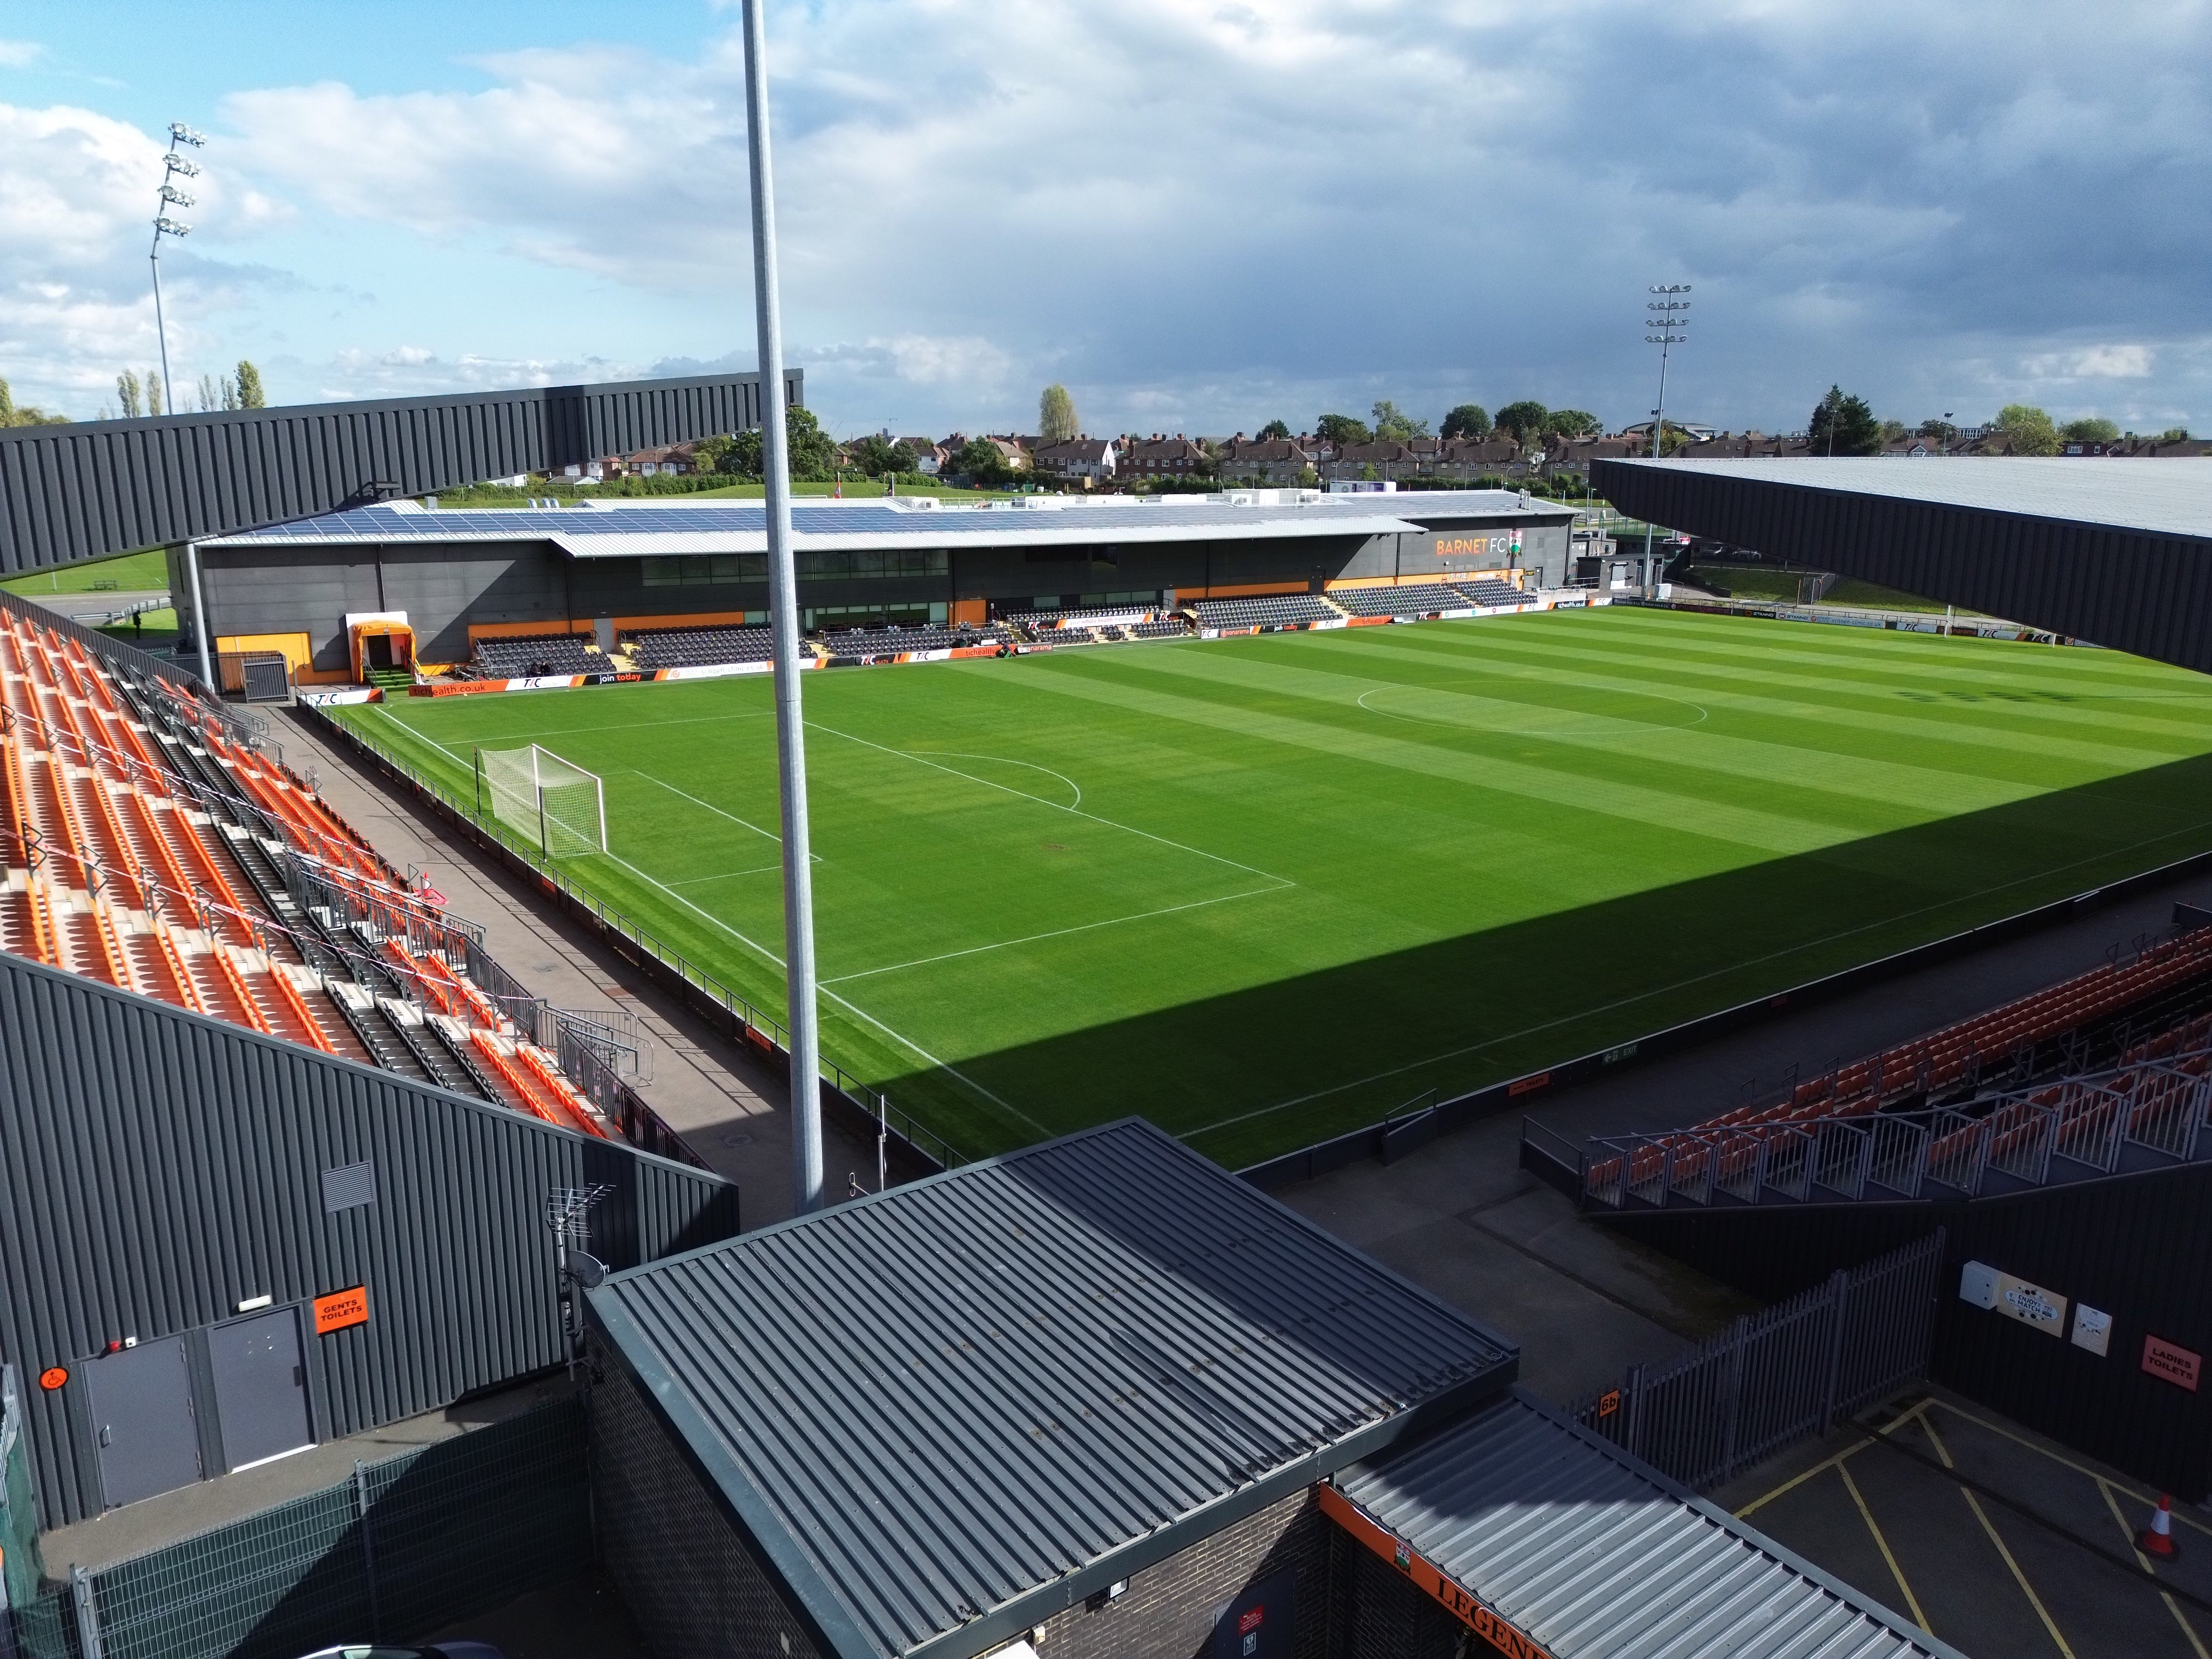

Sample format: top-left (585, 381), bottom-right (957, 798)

top-left (280, 706), bottom-right (875, 1225)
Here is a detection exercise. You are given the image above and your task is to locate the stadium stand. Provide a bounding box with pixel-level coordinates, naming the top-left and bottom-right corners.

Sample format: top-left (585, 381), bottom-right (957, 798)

top-left (817, 622), bottom-right (1013, 657)
top-left (1451, 577), bottom-right (1527, 608)
top-left (626, 624), bottom-right (778, 670)
top-left (1129, 618), bottom-right (1190, 639)
top-left (1191, 593), bottom-right (1343, 630)
top-left (1576, 928), bottom-right (2212, 1208)
top-left (1328, 584), bottom-right (1479, 617)
top-left (0, 608), bottom-right (619, 1141)
top-left (471, 632), bottom-right (607, 678)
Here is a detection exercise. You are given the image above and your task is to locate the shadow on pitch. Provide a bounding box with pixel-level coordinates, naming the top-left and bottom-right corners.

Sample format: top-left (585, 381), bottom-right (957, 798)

top-left (867, 750), bottom-right (2212, 1165)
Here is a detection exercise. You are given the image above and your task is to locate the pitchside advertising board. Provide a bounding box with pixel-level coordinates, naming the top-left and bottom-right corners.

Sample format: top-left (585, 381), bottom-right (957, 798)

top-left (1959, 1259), bottom-right (2201, 1387)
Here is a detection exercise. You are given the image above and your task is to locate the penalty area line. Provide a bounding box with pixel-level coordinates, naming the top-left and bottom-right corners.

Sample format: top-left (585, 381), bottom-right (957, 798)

top-left (821, 884), bottom-right (1288, 985)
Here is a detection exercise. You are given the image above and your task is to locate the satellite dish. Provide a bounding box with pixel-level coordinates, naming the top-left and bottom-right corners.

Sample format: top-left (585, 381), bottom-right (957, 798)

top-left (567, 1250), bottom-right (608, 1289)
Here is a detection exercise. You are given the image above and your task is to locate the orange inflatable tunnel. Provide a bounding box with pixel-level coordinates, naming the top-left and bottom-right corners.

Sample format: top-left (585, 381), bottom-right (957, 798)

top-left (346, 612), bottom-right (416, 683)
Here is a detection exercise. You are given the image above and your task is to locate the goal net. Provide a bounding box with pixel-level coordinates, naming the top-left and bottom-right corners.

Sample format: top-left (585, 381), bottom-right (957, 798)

top-left (477, 744), bottom-right (607, 857)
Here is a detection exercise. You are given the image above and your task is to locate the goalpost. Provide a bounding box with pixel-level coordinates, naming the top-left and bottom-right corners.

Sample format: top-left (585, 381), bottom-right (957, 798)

top-left (475, 744), bottom-right (608, 858)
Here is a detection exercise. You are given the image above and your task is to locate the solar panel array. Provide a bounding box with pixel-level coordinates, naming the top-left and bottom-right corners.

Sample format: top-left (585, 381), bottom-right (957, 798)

top-left (217, 493), bottom-right (1550, 546)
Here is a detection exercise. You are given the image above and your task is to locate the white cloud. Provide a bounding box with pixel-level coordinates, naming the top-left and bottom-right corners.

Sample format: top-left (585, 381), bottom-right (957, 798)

top-left (5, 2), bottom-right (2212, 431)
top-left (0, 40), bottom-right (44, 69)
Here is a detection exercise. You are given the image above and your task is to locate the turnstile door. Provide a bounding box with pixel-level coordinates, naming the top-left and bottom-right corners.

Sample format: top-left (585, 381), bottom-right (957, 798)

top-left (209, 1307), bottom-right (313, 1471)
top-left (86, 1337), bottom-right (203, 1508)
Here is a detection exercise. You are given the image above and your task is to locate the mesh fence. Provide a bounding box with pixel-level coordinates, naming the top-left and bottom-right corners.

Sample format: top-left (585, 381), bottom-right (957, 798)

top-left (5, 1398), bottom-right (589, 1659)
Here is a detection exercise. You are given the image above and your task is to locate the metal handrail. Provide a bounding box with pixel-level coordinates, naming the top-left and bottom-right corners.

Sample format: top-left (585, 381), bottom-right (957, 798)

top-left (1581, 1043), bottom-right (2212, 1210)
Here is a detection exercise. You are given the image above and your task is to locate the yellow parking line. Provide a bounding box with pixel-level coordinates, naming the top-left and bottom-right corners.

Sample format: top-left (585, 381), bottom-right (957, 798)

top-left (2096, 1478), bottom-right (2210, 1659)
top-left (1840, 1462), bottom-right (1932, 1633)
top-left (1921, 1416), bottom-right (2075, 1658)
top-left (1735, 1396), bottom-right (1934, 1519)
top-left (1930, 1397), bottom-right (2212, 1541)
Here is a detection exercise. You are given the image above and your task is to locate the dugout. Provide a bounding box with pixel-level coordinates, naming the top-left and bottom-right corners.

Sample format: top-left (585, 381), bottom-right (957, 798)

top-left (191, 492), bottom-right (1576, 675)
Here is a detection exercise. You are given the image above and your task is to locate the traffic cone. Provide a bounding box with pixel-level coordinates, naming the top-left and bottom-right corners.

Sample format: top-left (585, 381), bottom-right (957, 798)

top-left (2139, 1494), bottom-right (2180, 1561)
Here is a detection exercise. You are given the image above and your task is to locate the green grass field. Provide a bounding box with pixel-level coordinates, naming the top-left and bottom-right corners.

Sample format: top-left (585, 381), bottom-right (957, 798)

top-left (1, 547), bottom-right (168, 595)
top-left (335, 608), bottom-right (2212, 1168)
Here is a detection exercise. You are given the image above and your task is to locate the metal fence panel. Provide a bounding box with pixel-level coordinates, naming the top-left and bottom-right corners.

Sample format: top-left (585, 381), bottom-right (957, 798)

top-left (1570, 1230), bottom-right (1946, 1490)
top-left (6, 1400), bottom-right (586, 1659)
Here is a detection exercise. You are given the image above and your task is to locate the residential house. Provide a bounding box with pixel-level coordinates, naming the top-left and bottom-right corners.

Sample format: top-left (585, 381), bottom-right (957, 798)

top-left (1215, 434), bottom-right (1319, 485)
top-left (1034, 436), bottom-right (1118, 483)
top-left (898, 438), bottom-right (948, 475)
top-left (1439, 437), bottom-right (1526, 481)
top-left (1323, 441), bottom-right (1421, 483)
top-left (1120, 434), bottom-right (1210, 484)
top-left (616, 444), bottom-right (696, 477)
top-left (985, 435), bottom-right (1033, 472)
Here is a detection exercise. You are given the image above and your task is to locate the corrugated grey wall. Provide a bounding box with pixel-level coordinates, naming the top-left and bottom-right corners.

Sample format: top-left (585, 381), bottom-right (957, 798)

top-left (0, 373), bottom-right (798, 576)
top-left (0, 949), bottom-right (739, 1526)
top-left (1589, 458), bottom-right (2212, 673)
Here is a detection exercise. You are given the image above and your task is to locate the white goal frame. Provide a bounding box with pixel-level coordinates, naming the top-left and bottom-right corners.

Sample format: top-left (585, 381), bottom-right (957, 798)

top-left (475, 744), bottom-right (608, 858)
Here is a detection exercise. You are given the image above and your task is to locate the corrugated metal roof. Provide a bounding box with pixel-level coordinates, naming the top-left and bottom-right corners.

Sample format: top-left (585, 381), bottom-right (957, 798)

top-left (203, 490), bottom-right (1569, 557)
top-left (1335, 1392), bottom-right (1967, 1659)
top-left (1608, 456), bottom-right (2212, 542)
top-left (586, 1118), bottom-right (1516, 1659)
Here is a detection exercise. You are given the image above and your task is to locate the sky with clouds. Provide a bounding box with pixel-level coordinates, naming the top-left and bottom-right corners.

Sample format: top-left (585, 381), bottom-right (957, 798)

top-left (1, 0), bottom-right (2205, 440)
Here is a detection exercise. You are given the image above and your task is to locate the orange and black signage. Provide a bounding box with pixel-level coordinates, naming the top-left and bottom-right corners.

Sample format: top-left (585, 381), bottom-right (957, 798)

top-left (1318, 1484), bottom-right (1559, 1659)
top-left (38, 1366), bottom-right (68, 1391)
top-left (314, 1285), bottom-right (369, 1335)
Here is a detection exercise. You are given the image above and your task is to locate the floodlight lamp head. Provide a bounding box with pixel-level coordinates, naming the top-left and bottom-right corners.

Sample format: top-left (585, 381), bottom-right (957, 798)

top-left (158, 185), bottom-right (195, 207)
top-left (168, 122), bottom-right (207, 148)
top-left (153, 216), bottom-right (191, 237)
top-left (163, 153), bottom-right (199, 178)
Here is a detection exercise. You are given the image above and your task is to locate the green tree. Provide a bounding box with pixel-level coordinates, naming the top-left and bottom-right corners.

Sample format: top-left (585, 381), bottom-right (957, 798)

top-left (1493, 400), bottom-right (1548, 446)
top-left (1808, 386), bottom-right (1881, 455)
top-left (1918, 418), bottom-right (1959, 443)
top-left (145, 372), bottom-right (163, 417)
top-left (954, 436), bottom-right (1010, 484)
top-left (1256, 418), bottom-right (1291, 441)
top-left (1991, 403), bottom-right (2059, 455)
top-left (1440, 403), bottom-right (1489, 440)
top-left (726, 406), bottom-right (840, 480)
top-left (1315, 413), bottom-right (1372, 447)
top-left (0, 377), bottom-right (65, 426)
top-left (234, 360), bottom-right (266, 409)
top-left (1541, 408), bottom-right (1598, 440)
top-left (2060, 416), bottom-right (2120, 443)
top-left (2160, 427), bottom-right (2191, 442)
top-left (116, 370), bottom-right (142, 419)
top-left (690, 434), bottom-right (737, 474)
top-left (1879, 419), bottom-right (1907, 444)
top-left (848, 434), bottom-right (912, 477)
top-left (1370, 400), bottom-right (1430, 442)
top-left (1038, 383), bottom-right (1078, 444)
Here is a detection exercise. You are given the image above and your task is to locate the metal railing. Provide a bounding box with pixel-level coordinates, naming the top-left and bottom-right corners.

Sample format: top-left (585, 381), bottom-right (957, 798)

top-left (1569, 1230), bottom-right (1946, 1491)
top-left (1578, 1044), bottom-right (2212, 1211)
top-left (307, 704), bottom-right (967, 1171)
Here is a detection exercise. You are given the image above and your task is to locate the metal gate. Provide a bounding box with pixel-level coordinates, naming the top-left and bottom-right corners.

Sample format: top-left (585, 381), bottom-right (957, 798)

top-left (1569, 1229), bottom-right (1946, 1491)
top-left (216, 652), bottom-right (290, 704)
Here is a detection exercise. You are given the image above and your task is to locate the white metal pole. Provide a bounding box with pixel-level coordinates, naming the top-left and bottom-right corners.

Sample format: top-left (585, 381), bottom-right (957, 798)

top-left (741, 0), bottom-right (826, 1215)
top-left (184, 539), bottom-right (215, 688)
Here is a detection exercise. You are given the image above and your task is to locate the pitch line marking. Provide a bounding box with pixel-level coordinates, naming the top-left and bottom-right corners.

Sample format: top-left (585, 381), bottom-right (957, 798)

top-left (666, 862), bottom-right (790, 887)
top-left (807, 719), bottom-right (1297, 887)
top-left (822, 885), bottom-right (1285, 986)
top-left (901, 749), bottom-right (1083, 810)
top-left (626, 770), bottom-right (786, 845)
top-left (596, 849), bottom-right (1051, 1138)
top-left (1184, 811), bottom-right (2212, 1141)
top-left (368, 711), bottom-right (1044, 1134)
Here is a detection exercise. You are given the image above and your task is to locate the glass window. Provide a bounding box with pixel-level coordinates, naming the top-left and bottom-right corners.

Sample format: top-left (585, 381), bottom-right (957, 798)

top-left (642, 556), bottom-right (681, 586)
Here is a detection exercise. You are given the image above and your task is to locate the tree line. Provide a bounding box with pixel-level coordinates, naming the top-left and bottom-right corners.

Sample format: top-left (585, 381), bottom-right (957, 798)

top-left (1806, 386), bottom-right (2188, 455)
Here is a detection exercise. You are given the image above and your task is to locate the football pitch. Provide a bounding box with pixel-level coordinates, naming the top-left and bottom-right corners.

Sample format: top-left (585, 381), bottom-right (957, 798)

top-left (333, 607), bottom-right (2212, 1168)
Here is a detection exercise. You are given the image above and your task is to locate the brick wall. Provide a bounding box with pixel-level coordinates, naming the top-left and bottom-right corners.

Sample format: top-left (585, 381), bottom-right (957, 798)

top-left (1338, 1544), bottom-right (1474, 1659)
top-left (1036, 1488), bottom-right (1336, 1659)
top-left (588, 1348), bottom-right (826, 1659)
